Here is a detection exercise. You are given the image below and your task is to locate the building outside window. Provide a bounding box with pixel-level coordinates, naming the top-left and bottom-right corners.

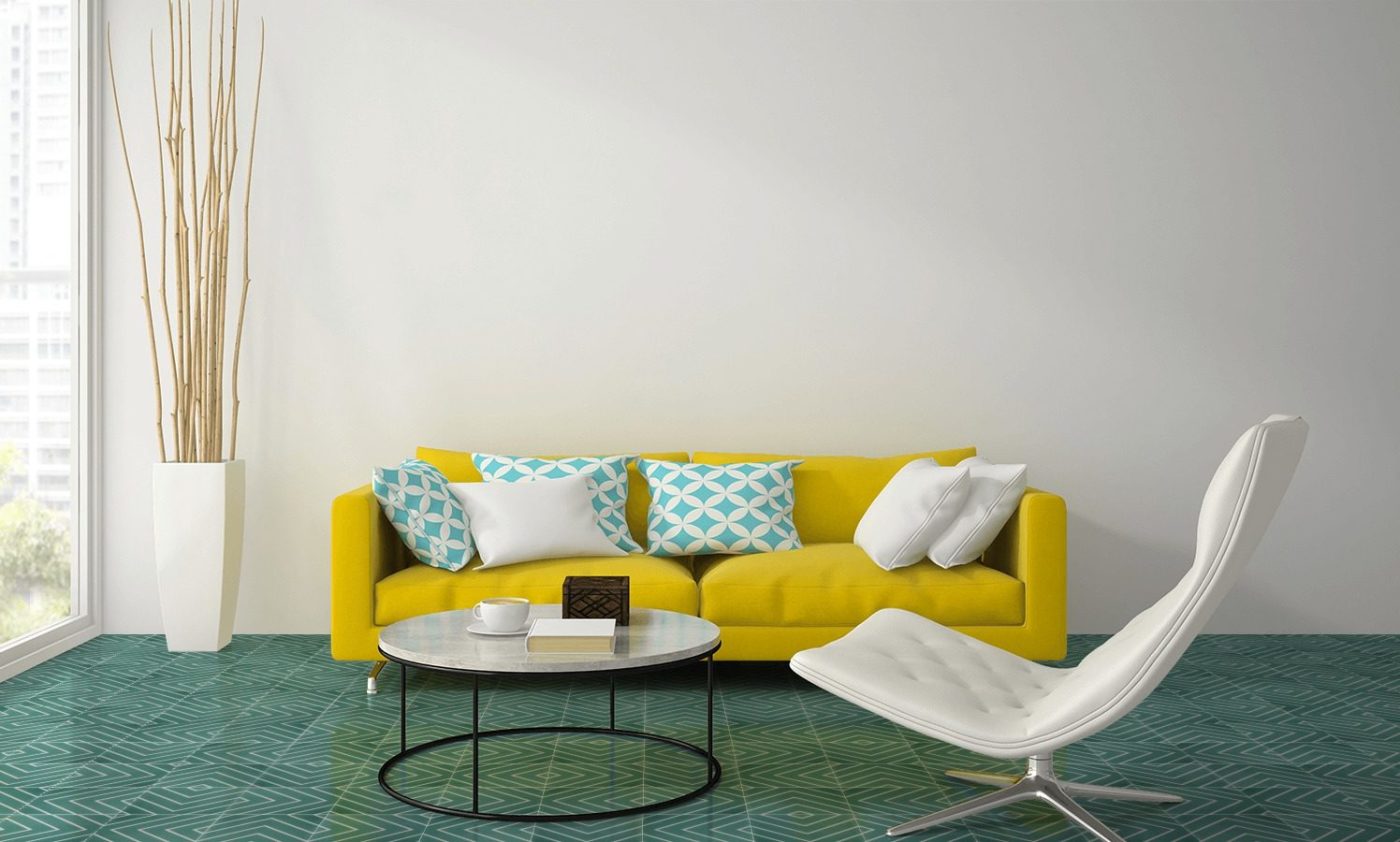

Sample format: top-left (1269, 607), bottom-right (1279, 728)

top-left (0, 0), bottom-right (78, 648)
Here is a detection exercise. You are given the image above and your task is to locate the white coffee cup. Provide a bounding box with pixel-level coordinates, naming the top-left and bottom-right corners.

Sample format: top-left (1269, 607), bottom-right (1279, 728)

top-left (473, 597), bottom-right (530, 632)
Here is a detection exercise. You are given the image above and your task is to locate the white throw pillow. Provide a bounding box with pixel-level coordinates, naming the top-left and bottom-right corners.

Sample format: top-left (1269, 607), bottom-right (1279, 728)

top-left (928, 456), bottom-right (1028, 569)
top-left (448, 475), bottom-right (627, 569)
top-left (855, 460), bottom-right (971, 571)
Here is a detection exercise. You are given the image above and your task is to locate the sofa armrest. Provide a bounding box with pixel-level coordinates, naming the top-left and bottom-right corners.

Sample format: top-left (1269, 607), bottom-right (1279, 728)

top-left (330, 483), bottom-right (409, 660)
top-left (982, 487), bottom-right (1067, 659)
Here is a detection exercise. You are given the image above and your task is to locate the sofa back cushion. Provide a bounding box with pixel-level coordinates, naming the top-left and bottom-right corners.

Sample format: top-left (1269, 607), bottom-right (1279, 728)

top-left (691, 448), bottom-right (976, 543)
top-left (415, 448), bottom-right (689, 548)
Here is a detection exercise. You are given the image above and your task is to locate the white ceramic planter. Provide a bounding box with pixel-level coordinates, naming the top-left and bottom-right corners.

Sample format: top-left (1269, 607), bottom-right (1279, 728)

top-left (152, 460), bottom-right (246, 652)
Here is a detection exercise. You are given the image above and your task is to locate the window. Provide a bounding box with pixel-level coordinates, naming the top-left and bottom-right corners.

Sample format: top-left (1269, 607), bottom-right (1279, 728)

top-left (0, 0), bottom-right (90, 662)
top-left (35, 421), bottom-right (69, 440)
top-left (36, 340), bottom-right (68, 359)
top-left (36, 367), bottom-right (67, 386)
top-left (35, 314), bottom-right (68, 335)
top-left (37, 446), bottom-right (67, 465)
top-left (36, 473), bottom-right (68, 491)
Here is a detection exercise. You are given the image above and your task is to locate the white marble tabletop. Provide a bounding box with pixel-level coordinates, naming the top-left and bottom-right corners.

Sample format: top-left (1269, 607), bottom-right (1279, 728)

top-left (378, 605), bottom-right (721, 674)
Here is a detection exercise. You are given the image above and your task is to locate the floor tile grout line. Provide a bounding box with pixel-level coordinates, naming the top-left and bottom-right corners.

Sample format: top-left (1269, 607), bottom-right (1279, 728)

top-left (639, 673), bottom-right (648, 805)
top-left (531, 674), bottom-right (573, 819)
top-left (100, 639), bottom-right (316, 842)
top-left (36, 651), bottom-right (230, 826)
top-left (192, 680), bottom-right (359, 842)
top-left (413, 673), bottom-right (508, 841)
top-left (713, 669), bottom-right (760, 842)
top-left (317, 662), bottom-right (419, 836)
top-left (789, 666), bottom-right (862, 833)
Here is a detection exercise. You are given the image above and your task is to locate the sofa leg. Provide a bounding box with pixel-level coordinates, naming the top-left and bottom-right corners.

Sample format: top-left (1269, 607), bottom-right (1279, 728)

top-left (367, 660), bottom-right (386, 695)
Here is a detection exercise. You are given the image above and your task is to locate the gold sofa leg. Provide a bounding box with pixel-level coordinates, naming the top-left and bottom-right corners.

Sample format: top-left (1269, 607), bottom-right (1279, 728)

top-left (367, 660), bottom-right (386, 695)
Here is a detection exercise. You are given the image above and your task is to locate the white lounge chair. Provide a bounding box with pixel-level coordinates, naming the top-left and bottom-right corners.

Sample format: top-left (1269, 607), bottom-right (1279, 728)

top-left (791, 415), bottom-right (1308, 841)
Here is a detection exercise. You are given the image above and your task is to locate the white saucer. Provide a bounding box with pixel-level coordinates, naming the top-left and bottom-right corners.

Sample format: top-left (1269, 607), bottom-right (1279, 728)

top-left (467, 621), bottom-right (530, 637)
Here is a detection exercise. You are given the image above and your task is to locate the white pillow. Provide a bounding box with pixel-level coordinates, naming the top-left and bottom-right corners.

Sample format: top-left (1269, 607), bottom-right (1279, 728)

top-left (928, 456), bottom-right (1027, 569)
top-left (448, 475), bottom-right (627, 569)
top-left (855, 460), bottom-right (971, 571)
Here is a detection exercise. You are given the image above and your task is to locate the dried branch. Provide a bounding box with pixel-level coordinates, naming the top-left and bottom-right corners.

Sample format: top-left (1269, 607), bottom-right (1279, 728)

top-left (230, 18), bottom-right (263, 461)
top-left (150, 32), bottom-right (179, 460)
top-left (108, 25), bottom-right (168, 463)
top-left (111, 3), bottom-right (264, 464)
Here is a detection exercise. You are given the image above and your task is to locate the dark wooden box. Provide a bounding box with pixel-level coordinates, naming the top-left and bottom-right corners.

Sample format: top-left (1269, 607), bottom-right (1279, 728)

top-left (562, 576), bottom-right (630, 626)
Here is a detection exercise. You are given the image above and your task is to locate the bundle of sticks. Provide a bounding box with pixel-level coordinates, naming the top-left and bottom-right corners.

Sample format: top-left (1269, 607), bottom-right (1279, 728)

top-left (109, 0), bottom-right (266, 463)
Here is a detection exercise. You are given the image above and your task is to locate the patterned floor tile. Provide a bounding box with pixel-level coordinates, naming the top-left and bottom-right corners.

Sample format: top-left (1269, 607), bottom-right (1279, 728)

top-left (955, 810), bottom-right (1123, 842)
top-left (86, 812), bottom-right (218, 841)
top-left (214, 784), bottom-right (341, 815)
top-left (0, 634), bottom-right (1395, 840)
top-left (732, 740), bottom-right (842, 789)
top-left (197, 811), bottom-right (327, 842)
top-left (1275, 811), bottom-right (1400, 842)
top-left (531, 815), bottom-right (645, 841)
top-left (0, 760), bottom-right (91, 788)
top-left (1177, 810), bottom-right (1302, 842)
top-left (310, 812), bottom-right (429, 842)
top-left (419, 814), bottom-right (535, 841)
top-left (0, 814), bottom-right (108, 841)
top-left (640, 808), bottom-right (754, 842)
top-left (743, 807), bottom-right (862, 842)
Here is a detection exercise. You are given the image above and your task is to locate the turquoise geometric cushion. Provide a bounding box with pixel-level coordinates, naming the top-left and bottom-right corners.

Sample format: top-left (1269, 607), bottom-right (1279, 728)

top-left (372, 458), bottom-right (474, 571)
top-left (638, 459), bottom-right (803, 557)
top-left (470, 454), bottom-right (642, 554)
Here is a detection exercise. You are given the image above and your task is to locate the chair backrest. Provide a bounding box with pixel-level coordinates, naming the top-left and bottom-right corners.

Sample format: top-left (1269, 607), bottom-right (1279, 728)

top-left (1037, 415), bottom-right (1307, 739)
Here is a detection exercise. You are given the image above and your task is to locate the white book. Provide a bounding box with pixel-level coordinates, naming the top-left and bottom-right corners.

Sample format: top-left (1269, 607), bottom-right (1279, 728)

top-left (526, 618), bottom-right (617, 654)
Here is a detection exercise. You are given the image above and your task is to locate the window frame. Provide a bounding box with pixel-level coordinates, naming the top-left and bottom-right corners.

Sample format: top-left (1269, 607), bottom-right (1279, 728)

top-left (0, 0), bottom-right (102, 680)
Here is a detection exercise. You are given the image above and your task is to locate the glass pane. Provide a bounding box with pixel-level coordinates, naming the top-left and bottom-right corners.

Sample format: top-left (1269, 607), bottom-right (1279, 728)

top-left (0, 0), bottom-right (75, 646)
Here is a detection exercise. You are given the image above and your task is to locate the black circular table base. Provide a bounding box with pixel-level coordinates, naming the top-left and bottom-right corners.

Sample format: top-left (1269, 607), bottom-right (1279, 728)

top-left (378, 725), bottom-right (722, 821)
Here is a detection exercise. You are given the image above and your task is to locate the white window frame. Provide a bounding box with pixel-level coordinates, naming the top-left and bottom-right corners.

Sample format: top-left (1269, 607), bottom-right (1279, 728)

top-left (0, 0), bottom-right (102, 680)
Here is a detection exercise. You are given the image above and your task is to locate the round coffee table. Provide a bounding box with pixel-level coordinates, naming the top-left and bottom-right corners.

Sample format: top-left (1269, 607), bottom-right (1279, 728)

top-left (377, 604), bottom-right (721, 821)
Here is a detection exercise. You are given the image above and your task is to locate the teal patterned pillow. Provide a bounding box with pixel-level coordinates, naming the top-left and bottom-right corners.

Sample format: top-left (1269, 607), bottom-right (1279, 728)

top-left (372, 458), bottom-right (474, 571)
top-left (470, 454), bottom-right (642, 554)
top-left (639, 459), bottom-right (803, 557)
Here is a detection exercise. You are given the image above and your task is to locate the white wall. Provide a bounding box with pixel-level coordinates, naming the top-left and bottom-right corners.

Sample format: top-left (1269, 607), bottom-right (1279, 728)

top-left (102, 0), bottom-right (1400, 636)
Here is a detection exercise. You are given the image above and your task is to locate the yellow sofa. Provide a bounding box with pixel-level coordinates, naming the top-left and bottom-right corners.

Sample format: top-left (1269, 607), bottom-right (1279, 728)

top-left (331, 447), bottom-right (1067, 665)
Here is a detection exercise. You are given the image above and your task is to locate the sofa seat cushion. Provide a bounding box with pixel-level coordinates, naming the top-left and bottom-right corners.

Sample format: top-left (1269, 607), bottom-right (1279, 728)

top-left (696, 544), bottom-right (1023, 628)
top-left (375, 555), bottom-right (698, 627)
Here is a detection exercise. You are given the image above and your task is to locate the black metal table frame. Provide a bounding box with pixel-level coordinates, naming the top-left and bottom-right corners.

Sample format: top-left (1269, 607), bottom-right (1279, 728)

top-left (376, 642), bottom-right (722, 821)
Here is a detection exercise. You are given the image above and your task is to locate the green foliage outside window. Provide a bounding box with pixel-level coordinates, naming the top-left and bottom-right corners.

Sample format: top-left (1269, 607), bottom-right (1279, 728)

top-left (0, 443), bottom-right (72, 644)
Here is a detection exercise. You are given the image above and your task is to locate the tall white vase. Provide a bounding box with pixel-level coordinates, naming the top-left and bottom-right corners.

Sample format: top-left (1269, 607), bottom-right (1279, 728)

top-left (152, 460), bottom-right (246, 652)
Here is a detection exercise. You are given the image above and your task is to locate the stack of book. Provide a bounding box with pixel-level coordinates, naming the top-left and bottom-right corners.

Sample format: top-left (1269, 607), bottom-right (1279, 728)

top-left (525, 618), bottom-right (617, 654)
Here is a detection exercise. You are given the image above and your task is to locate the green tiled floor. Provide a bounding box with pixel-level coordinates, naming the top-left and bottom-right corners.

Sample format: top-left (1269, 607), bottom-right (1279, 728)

top-left (1, 634), bottom-right (1397, 841)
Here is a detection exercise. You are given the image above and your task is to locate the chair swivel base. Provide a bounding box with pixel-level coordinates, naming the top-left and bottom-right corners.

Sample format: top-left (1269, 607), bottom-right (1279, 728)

top-left (887, 753), bottom-right (1182, 842)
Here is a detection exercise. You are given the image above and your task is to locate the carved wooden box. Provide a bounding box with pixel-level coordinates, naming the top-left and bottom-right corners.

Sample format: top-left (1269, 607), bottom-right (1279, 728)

top-left (562, 575), bottom-right (630, 626)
